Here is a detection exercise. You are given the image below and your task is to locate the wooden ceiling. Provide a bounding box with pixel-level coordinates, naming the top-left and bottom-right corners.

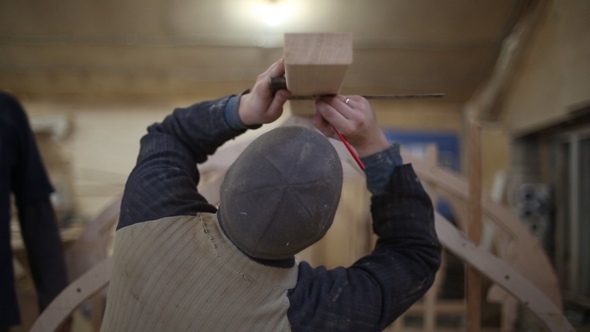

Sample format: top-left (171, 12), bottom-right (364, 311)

top-left (0, 0), bottom-right (528, 102)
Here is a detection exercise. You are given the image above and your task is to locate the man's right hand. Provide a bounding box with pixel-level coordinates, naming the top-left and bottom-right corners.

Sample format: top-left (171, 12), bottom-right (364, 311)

top-left (238, 59), bottom-right (291, 127)
top-left (312, 95), bottom-right (389, 158)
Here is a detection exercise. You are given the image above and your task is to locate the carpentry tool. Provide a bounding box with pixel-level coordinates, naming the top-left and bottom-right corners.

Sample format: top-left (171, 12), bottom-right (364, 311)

top-left (270, 76), bottom-right (443, 170)
top-left (270, 77), bottom-right (445, 100)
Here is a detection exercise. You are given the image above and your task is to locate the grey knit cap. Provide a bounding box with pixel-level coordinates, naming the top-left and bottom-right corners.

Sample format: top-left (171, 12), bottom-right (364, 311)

top-left (219, 126), bottom-right (343, 260)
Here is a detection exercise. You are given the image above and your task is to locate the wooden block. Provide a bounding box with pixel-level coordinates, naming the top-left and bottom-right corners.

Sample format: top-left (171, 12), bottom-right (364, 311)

top-left (283, 33), bottom-right (353, 116)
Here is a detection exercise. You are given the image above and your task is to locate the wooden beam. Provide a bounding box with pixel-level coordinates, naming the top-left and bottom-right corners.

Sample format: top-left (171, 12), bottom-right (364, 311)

top-left (468, 0), bottom-right (546, 122)
top-left (283, 33), bottom-right (353, 116)
top-left (435, 213), bottom-right (574, 332)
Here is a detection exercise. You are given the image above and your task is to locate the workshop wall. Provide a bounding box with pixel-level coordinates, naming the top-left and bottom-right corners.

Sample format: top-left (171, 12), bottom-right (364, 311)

top-left (25, 96), bottom-right (463, 222)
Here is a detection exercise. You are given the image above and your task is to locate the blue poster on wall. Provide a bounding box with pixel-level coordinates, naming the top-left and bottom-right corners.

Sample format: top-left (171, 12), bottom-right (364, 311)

top-left (384, 129), bottom-right (460, 223)
top-left (384, 129), bottom-right (460, 171)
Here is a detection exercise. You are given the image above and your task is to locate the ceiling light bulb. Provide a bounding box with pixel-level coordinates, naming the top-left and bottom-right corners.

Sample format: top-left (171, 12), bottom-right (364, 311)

top-left (254, 0), bottom-right (294, 27)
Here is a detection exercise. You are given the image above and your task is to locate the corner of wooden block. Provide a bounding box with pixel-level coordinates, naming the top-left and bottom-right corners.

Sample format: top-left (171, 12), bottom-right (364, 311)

top-left (284, 33), bottom-right (353, 65)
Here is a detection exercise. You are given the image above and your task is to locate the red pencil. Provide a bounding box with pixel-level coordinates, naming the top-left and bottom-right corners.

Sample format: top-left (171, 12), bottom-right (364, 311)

top-left (331, 125), bottom-right (365, 170)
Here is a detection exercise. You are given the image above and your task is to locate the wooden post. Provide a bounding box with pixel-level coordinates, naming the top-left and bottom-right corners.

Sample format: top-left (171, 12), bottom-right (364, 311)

top-left (467, 121), bottom-right (482, 331)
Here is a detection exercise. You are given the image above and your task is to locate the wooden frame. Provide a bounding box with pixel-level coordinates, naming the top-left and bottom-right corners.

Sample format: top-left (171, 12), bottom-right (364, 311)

top-left (31, 196), bottom-right (122, 332)
top-left (403, 152), bottom-right (563, 309)
top-left (30, 259), bottom-right (112, 332)
top-left (434, 213), bottom-right (573, 331)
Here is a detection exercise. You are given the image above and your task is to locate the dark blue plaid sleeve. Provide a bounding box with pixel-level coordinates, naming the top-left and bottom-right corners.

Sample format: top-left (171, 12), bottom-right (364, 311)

top-left (361, 142), bottom-right (403, 196)
top-left (118, 95), bottom-right (246, 229)
top-left (287, 165), bottom-right (441, 331)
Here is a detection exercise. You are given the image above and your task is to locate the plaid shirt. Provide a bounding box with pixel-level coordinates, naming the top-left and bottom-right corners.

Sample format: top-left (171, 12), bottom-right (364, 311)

top-left (115, 94), bottom-right (441, 331)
